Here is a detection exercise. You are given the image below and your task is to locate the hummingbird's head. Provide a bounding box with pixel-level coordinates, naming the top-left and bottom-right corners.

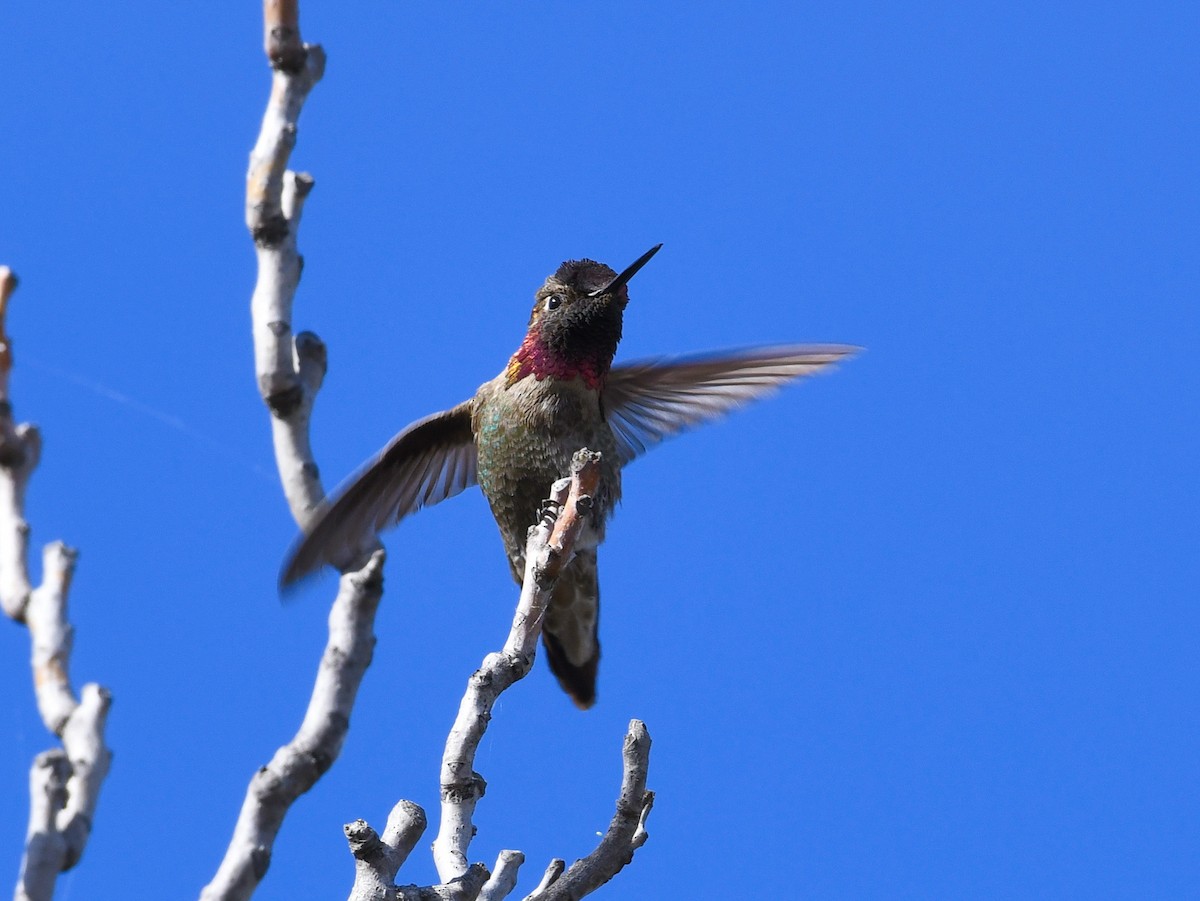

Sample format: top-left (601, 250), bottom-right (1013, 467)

top-left (506, 244), bottom-right (662, 389)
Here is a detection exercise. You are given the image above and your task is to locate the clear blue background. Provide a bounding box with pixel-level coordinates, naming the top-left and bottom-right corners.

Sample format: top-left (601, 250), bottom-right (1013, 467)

top-left (2, 2), bottom-right (1196, 898)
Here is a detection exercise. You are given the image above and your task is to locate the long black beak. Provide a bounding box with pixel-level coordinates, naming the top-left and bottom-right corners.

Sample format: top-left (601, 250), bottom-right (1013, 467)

top-left (587, 243), bottom-right (663, 297)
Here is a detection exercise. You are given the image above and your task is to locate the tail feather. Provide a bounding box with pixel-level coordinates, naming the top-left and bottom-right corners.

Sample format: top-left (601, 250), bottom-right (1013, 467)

top-left (542, 550), bottom-right (601, 708)
top-left (542, 629), bottom-right (599, 709)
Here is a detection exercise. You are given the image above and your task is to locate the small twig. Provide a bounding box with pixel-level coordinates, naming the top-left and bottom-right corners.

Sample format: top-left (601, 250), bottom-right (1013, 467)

top-left (346, 800), bottom-right (428, 901)
top-left (2, 269), bottom-right (113, 901)
top-left (478, 851), bottom-right (525, 901)
top-left (522, 860), bottom-right (564, 901)
top-left (395, 864), bottom-right (489, 901)
top-left (262, 0), bottom-right (305, 73)
top-left (546, 456), bottom-right (600, 555)
top-left (526, 720), bottom-right (654, 901)
top-left (381, 801), bottom-right (430, 873)
top-left (0, 266), bottom-right (34, 620)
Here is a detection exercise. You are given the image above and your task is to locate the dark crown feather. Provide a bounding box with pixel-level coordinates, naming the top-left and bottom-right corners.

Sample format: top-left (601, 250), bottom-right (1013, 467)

top-left (553, 259), bottom-right (618, 294)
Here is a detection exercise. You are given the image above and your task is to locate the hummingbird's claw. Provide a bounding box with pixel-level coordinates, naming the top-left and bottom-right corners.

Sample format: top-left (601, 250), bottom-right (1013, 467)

top-left (537, 498), bottom-right (562, 529)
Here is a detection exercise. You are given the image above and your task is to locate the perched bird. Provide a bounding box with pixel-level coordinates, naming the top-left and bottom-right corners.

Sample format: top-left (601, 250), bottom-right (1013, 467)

top-left (282, 244), bottom-right (856, 707)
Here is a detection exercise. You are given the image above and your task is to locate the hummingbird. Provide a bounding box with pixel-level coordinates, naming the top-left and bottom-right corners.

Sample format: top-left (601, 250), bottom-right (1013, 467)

top-left (282, 244), bottom-right (857, 707)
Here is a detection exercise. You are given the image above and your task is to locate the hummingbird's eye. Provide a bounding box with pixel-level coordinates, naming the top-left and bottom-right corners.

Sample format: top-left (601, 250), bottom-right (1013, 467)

top-left (545, 294), bottom-right (564, 311)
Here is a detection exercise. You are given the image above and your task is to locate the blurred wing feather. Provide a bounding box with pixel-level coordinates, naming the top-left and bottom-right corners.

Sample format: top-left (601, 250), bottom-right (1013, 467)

top-left (281, 401), bottom-right (476, 586)
top-left (603, 344), bottom-right (859, 464)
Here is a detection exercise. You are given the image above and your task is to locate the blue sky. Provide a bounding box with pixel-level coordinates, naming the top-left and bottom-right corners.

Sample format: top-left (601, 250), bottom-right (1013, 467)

top-left (1, 2), bottom-right (1196, 898)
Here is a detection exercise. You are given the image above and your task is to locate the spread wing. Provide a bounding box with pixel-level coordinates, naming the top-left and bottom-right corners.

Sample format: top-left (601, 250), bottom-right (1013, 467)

top-left (602, 344), bottom-right (859, 464)
top-left (281, 401), bottom-right (476, 587)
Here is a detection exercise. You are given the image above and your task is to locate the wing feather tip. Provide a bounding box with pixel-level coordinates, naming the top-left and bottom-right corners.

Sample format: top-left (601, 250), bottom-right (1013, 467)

top-left (605, 340), bottom-right (860, 465)
top-left (278, 554), bottom-right (313, 597)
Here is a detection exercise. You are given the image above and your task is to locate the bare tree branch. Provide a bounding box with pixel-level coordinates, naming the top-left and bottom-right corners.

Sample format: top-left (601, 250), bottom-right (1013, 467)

top-left (527, 721), bottom-right (653, 901)
top-left (397, 865), bottom-right (490, 901)
top-left (347, 452), bottom-right (651, 900)
top-left (246, 15), bottom-right (325, 524)
top-left (346, 801), bottom-right (429, 901)
top-left (1, 267), bottom-right (113, 901)
top-left (202, 3), bottom-right (388, 898)
top-left (478, 852), bottom-right (525, 901)
top-left (433, 451), bottom-right (601, 883)
top-left (202, 556), bottom-right (384, 900)
top-left (345, 461), bottom-right (593, 901)
top-left (523, 860), bottom-right (564, 901)
top-left (345, 807), bottom-right (492, 901)
top-left (0, 267), bottom-right (34, 620)
top-left (18, 751), bottom-right (70, 901)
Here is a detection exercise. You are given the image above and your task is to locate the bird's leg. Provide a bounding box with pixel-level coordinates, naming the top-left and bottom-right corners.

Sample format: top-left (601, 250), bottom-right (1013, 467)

top-left (531, 477), bottom-right (572, 538)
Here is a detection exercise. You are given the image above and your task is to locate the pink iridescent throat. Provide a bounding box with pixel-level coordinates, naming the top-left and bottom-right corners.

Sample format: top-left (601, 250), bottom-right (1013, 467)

top-left (506, 331), bottom-right (609, 390)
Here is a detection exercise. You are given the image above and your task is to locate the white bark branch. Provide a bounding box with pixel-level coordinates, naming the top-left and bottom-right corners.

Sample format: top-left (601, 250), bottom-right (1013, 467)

top-left (345, 804), bottom-right (496, 901)
top-left (523, 860), bottom-right (564, 900)
top-left (1, 267), bottom-right (113, 901)
top-left (345, 801), bottom-right (428, 901)
top-left (397, 865), bottom-right (490, 901)
top-left (478, 851), bottom-right (525, 901)
top-left (27, 542), bottom-right (80, 734)
top-left (202, 554), bottom-right (385, 901)
top-left (203, 3), bottom-right (387, 899)
top-left (433, 450), bottom-right (602, 883)
top-left (0, 267), bottom-right (34, 620)
top-left (17, 752), bottom-right (70, 901)
top-left (55, 683), bottom-right (113, 866)
top-left (347, 816), bottom-right (490, 901)
top-left (525, 721), bottom-right (653, 901)
top-left (380, 801), bottom-right (430, 873)
top-left (246, 12), bottom-right (326, 525)
top-left (348, 453), bottom-right (637, 901)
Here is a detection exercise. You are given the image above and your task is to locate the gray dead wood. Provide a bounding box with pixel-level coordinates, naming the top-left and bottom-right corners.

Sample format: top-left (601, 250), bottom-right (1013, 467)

top-left (1, 268), bottom-right (113, 901)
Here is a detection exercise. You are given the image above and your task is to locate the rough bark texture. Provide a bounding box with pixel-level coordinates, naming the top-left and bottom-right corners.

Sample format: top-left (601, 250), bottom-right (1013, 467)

top-left (1, 267), bottom-right (114, 901)
top-left (201, 3), bottom-right (384, 899)
top-left (347, 453), bottom-right (654, 901)
top-left (201, 557), bottom-right (384, 900)
top-left (524, 721), bottom-right (653, 901)
top-left (433, 453), bottom-right (601, 883)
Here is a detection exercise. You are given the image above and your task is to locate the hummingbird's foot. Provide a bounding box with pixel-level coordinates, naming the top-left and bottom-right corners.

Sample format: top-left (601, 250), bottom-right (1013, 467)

top-left (531, 477), bottom-right (572, 538)
top-left (536, 498), bottom-right (563, 532)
